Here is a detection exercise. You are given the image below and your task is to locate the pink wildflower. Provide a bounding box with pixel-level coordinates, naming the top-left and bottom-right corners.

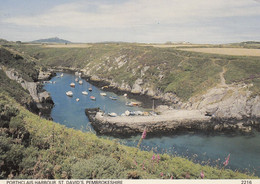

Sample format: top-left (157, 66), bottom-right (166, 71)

top-left (157, 154), bottom-right (160, 163)
top-left (141, 128), bottom-right (147, 139)
top-left (223, 154), bottom-right (230, 167)
top-left (200, 170), bottom-right (204, 179)
top-left (170, 176), bottom-right (173, 179)
top-left (133, 160), bottom-right (138, 166)
top-left (160, 172), bottom-right (164, 177)
top-left (152, 154), bottom-right (155, 161)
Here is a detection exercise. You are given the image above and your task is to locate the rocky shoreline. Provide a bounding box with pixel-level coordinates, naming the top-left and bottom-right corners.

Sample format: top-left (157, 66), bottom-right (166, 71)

top-left (47, 67), bottom-right (260, 137)
top-left (86, 108), bottom-right (260, 137)
top-left (52, 67), bottom-right (172, 108)
top-left (5, 69), bottom-right (55, 119)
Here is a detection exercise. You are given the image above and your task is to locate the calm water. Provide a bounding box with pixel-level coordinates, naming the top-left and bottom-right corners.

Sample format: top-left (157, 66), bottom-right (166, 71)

top-left (44, 73), bottom-right (260, 176)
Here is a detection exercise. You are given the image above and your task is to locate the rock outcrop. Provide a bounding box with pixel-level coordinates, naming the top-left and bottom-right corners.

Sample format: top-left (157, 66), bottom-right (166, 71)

top-left (57, 67), bottom-right (260, 121)
top-left (5, 69), bottom-right (54, 118)
top-left (186, 84), bottom-right (260, 119)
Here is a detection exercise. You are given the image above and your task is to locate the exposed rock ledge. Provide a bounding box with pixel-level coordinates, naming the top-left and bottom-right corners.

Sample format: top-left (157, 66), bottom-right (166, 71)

top-left (55, 67), bottom-right (260, 120)
top-left (5, 69), bottom-right (54, 119)
top-left (86, 108), bottom-right (259, 137)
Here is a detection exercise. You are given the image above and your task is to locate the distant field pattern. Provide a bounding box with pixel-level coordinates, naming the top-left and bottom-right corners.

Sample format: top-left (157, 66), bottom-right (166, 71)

top-left (178, 48), bottom-right (260, 56)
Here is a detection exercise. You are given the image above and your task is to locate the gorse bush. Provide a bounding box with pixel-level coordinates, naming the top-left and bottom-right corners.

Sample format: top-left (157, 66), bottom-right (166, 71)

top-left (71, 155), bottom-right (125, 179)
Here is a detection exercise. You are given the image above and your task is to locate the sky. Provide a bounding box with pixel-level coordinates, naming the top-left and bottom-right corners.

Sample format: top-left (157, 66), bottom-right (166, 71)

top-left (0, 0), bottom-right (260, 43)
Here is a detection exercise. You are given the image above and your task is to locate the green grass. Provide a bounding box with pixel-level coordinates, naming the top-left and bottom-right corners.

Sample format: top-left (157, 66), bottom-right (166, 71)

top-left (0, 70), bottom-right (33, 107)
top-left (7, 43), bottom-right (260, 101)
top-left (0, 47), bottom-right (39, 82)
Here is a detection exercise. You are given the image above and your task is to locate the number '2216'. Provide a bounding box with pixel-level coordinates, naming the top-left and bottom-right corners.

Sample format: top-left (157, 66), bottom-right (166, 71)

top-left (241, 180), bottom-right (252, 184)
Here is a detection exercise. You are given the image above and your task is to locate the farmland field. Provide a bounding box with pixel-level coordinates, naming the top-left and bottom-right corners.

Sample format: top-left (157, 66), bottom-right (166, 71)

top-left (178, 48), bottom-right (260, 56)
top-left (25, 43), bottom-right (93, 48)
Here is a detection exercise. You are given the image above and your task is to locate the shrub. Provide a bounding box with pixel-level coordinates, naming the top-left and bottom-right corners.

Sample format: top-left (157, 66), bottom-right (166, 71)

top-left (71, 155), bottom-right (125, 179)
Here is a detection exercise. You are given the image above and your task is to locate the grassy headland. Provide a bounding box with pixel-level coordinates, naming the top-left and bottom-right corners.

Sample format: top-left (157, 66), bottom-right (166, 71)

top-left (9, 43), bottom-right (260, 101)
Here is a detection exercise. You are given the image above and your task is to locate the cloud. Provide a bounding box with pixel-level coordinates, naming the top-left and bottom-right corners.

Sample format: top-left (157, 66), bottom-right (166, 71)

top-left (3, 0), bottom-right (260, 29)
top-left (1, 0), bottom-right (259, 43)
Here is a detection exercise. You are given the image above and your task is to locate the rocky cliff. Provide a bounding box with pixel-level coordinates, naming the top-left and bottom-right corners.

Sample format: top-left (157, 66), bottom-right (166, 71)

top-left (5, 69), bottom-right (54, 118)
top-left (185, 82), bottom-right (260, 119)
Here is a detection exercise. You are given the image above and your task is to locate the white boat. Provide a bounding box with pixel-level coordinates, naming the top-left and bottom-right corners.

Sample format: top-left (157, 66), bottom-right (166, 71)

top-left (90, 96), bottom-right (96, 100)
top-left (135, 111), bottom-right (144, 116)
top-left (108, 112), bottom-right (117, 117)
top-left (70, 82), bottom-right (75, 87)
top-left (109, 96), bottom-right (117, 100)
top-left (79, 80), bottom-right (83, 85)
top-left (82, 91), bottom-right (88, 95)
top-left (76, 98), bottom-right (80, 102)
top-left (75, 78), bottom-right (79, 82)
top-left (100, 92), bottom-right (107, 96)
top-left (125, 110), bottom-right (130, 116)
top-left (123, 93), bottom-right (128, 97)
top-left (61, 73), bottom-right (64, 77)
top-left (88, 87), bottom-right (92, 91)
top-left (66, 91), bottom-right (73, 97)
top-left (125, 101), bottom-right (140, 106)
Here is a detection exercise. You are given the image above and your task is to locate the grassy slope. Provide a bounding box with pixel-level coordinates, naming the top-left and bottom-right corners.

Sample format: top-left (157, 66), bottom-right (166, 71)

top-left (10, 43), bottom-right (260, 101)
top-left (0, 92), bottom-right (257, 179)
top-left (0, 46), bottom-right (39, 82)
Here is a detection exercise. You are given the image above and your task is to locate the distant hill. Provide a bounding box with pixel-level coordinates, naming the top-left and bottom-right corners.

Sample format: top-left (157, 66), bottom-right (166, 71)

top-left (32, 37), bottom-right (71, 43)
top-left (241, 41), bottom-right (260, 44)
top-left (0, 38), bottom-right (9, 44)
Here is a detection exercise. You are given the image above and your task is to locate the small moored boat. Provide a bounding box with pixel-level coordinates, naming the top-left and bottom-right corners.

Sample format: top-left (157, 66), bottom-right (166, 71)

top-left (82, 91), bottom-right (88, 95)
top-left (101, 86), bottom-right (109, 89)
top-left (75, 78), bottom-right (79, 82)
top-left (125, 110), bottom-right (130, 116)
top-left (79, 80), bottom-right (83, 85)
top-left (70, 82), bottom-right (75, 87)
top-left (90, 96), bottom-right (96, 100)
top-left (100, 92), bottom-right (107, 96)
top-left (125, 101), bottom-right (141, 106)
top-left (60, 73), bottom-right (64, 77)
top-left (88, 87), bottom-right (92, 91)
top-left (76, 98), bottom-right (80, 102)
top-left (109, 96), bottom-right (117, 100)
top-left (66, 91), bottom-right (73, 97)
top-left (108, 112), bottom-right (117, 117)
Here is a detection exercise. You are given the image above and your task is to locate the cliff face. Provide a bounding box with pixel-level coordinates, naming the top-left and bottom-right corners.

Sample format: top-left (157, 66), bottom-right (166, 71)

top-left (4, 69), bottom-right (54, 118)
top-left (185, 83), bottom-right (260, 119)
top-left (83, 69), bottom-right (260, 120)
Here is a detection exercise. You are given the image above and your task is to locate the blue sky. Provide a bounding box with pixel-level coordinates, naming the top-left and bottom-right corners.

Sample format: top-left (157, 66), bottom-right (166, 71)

top-left (0, 0), bottom-right (260, 43)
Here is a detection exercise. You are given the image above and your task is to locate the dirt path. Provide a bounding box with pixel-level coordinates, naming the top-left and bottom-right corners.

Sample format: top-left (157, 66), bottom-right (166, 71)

top-left (220, 67), bottom-right (227, 87)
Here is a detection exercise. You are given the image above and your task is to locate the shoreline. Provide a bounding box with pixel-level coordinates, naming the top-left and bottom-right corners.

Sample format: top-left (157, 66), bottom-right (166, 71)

top-left (86, 108), bottom-right (260, 137)
top-left (45, 68), bottom-right (260, 137)
top-left (52, 67), bottom-right (172, 109)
